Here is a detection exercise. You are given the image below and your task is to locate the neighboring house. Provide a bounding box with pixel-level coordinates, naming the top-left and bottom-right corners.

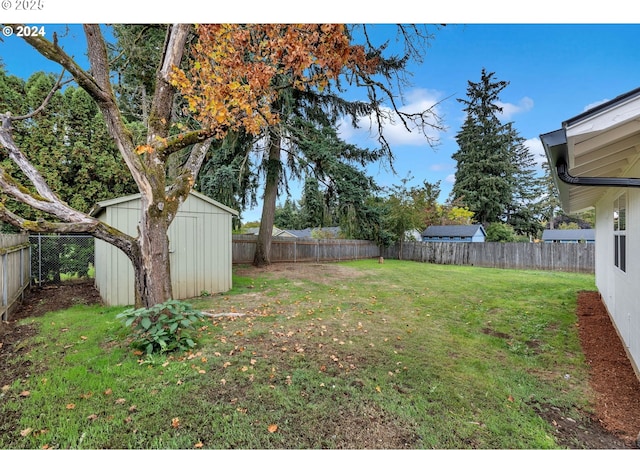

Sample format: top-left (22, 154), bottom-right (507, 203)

top-left (284, 227), bottom-right (341, 239)
top-left (421, 224), bottom-right (486, 243)
top-left (541, 86), bottom-right (640, 375)
top-left (242, 226), bottom-right (291, 237)
top-left (91, 191), bottom-right (238, 306)
top-left (541, 229), bottom-right (595, 243)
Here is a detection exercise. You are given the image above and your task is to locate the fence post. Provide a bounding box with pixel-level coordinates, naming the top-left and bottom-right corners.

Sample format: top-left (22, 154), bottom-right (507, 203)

top-left (2, 253), bottom-right (7, 321)
top-left (20, 246), bottom-right (24, 299)
top-left (37, 234), bottom-right (42, 287)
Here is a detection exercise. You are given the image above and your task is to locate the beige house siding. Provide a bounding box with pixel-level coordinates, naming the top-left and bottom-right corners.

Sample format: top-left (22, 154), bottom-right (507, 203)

top-left (94, 191), bottom-right (236, 306)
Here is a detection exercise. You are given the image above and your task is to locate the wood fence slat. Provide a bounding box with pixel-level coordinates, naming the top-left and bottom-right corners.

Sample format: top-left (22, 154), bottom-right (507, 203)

top-left (0, 233), bottom-right (31, 321)
top-left (382, 241), bottom-right (594, 273)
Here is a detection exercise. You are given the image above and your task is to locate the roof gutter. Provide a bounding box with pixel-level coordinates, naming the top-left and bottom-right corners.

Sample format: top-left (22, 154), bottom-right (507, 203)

top-left (555, 157), bottom-right (640, 188)
top-left (541, 128), bottom-right (640, 189)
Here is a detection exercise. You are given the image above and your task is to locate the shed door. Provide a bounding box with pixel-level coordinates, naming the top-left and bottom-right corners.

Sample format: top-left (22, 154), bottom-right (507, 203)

top-left (169, 215), bottom-right (199, 299)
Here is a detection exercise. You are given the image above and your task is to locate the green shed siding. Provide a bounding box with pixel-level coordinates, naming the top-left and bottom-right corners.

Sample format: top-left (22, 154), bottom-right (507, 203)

top-left (93, 192), bottom-right (236, 306)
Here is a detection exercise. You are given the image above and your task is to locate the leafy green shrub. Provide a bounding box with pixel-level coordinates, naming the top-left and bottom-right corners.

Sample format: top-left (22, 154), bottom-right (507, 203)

top-left (116, 299), bottom-right (206, 354)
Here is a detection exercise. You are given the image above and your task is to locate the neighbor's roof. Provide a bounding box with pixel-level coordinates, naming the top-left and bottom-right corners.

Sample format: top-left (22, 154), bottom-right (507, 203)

top-left (541, 229), bottom-right (595, 241)
top-left (285, 227), bottom-right (341, 238)
top-left (90, 190), bottom-right (238, 217)
top-left (540, 86), bottom-right (640, 213)
top-left (421, 224), bottom-right (485, 238)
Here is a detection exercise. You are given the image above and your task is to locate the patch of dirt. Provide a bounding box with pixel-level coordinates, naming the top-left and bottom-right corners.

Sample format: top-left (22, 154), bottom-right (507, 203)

top-left (235, 262), bottom-right (365, 282)
top-left (1, 275), bottom-right (639, 448)
top-left (0, 280), bottom-right (103, 389)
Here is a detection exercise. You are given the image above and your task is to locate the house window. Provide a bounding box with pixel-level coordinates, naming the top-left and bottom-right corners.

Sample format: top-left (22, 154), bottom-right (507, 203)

top-left (614, 193), bottom-right (627, 272)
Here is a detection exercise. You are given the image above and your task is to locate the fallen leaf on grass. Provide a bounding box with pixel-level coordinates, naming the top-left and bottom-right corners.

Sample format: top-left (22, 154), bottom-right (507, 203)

top-left (66, 403), bottom-right (76, 409)
top-left (171, 417), bottom-right (180, 429)
top-left (128, 405), bottom-right (137, 412)
top-left (19, 390), bottom-right (30, 397)
top-left (194, 442), bottom-right (204, 448)
top-left (267, 424), bottom-right (278, 433)
top-left (104, 388), bottom-right (113, 396)
top-left (115, 398), bottom-right (126, 405)
top-left (87, 414), bottom-right (99, 421)
top-left (20, 428), bottom-right (32, 437)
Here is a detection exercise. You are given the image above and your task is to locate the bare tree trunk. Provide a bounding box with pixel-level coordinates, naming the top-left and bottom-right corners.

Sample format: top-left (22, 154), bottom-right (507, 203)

top-left (130, 205), bottom-right (173, 307)
top-left (2, 24), bottom-right (196, 309)
top-left (254, 130), bottom-right (281, 267)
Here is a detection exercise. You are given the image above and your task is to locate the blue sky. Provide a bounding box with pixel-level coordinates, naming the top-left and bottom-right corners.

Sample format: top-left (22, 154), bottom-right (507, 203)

top-left (2, 22), bottom-right (640, 221)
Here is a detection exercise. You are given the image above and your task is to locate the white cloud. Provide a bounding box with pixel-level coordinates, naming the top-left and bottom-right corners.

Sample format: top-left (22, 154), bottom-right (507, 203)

top-left (497, 96), bottom-right (534, 121)
top-left (429, 163), bottom-right (448, 171)
top-left (338, 88), bottom-right (444, 148)
top-left (445, 173), bottom-right (456, 184)
top-left (525, 137), bottom-right (547, 169)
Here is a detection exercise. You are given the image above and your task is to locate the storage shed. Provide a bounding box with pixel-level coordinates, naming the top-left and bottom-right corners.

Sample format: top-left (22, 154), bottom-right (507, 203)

top-left (91, 191), bottom-right (238, 306)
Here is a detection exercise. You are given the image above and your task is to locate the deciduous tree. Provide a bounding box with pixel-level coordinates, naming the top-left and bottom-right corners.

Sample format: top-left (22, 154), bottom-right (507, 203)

top-left (1, 24), bottom-right (393, 307)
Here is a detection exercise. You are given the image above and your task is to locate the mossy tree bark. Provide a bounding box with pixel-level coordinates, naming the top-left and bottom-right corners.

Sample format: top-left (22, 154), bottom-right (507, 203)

top-left (0, 24), bottom-right (214, 308)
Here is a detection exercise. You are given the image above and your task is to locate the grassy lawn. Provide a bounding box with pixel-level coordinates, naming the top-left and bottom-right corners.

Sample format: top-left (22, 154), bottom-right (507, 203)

top-left (1, 259), bottom-right (597, 448)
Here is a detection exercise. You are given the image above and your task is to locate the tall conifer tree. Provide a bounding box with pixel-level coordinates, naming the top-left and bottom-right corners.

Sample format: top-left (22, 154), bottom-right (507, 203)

top-left (452, 68), bottom-right (543, 234)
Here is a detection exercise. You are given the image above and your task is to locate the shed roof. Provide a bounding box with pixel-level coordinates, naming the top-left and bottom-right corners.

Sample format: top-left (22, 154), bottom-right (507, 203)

top-left (421, 224), bottom-right (485, 238)
top-left (540, 86), bottom-right (640, 213)
top-left (541, 229), bottom-right (595, 241)
top-left (90, 190), bottom-right (238, 217)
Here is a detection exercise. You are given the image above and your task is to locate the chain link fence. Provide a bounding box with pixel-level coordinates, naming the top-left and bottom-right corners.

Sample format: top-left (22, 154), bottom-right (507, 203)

top-left (29, 234), bottom-right (95, 286)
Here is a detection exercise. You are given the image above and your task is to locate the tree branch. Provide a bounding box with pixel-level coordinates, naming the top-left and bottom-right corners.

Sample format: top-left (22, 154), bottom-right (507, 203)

top-left (148, 24), bottom-right (192, 141)
top-left (12, 70), bottom-right (73, 121)
top-left (158, 129), bottom-right (218, 156)
top-left (6, 24), bottom-right (110, 103)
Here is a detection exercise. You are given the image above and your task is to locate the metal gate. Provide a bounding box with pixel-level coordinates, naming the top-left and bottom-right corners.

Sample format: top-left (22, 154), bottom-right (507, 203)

top-left (29, 234), bottom-right (95, 286)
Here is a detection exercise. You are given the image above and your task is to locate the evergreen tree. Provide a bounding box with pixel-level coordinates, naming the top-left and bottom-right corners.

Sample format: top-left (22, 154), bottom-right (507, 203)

top-left (274, 198), bottom-right (302, 230)
top-left (452, 69), bottom-right (514, 224)
top-left (452, 68), bottom-right (543, 236)
top-left (300, 177), bottom-right (326, 228)
top-left (502, 122), bottom-right (545, 238)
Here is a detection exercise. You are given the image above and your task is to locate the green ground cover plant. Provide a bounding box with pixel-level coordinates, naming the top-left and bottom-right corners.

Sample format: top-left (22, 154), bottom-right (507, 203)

top-left (1, 260), bottom-right (596, 448)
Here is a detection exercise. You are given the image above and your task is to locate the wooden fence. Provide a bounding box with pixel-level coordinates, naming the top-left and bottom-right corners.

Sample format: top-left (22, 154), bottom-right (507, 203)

top-left (232, 235), bottom-right (380, 264)
top-left (0, 233), bottom-right (31, 321)
top-left (382, 241), bottom-right (595, 273)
